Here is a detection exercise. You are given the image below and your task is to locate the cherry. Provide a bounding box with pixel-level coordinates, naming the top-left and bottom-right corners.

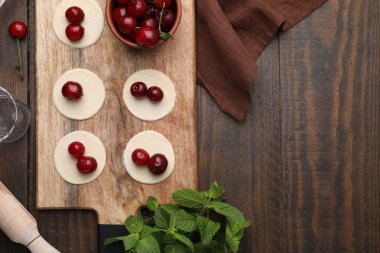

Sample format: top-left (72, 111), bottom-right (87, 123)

top-left (161, 9), bottom-right (175, 29)
top-left (8, 21), bottom-right (27, 80)
top-left (135, 27), bottom-right (159, 47)
top-left (130, 82), bottom-right (148, 97)
top-left (147, 86), bottom-right (164, 101)
top-left (140, 17), bottom-right (158, 30)
top-left (127, 0), bottom-right (148, 18)
top-left (8, 21), bottom-right (28, 39)
top-left (65, 24), bottom-right (85, 41)
top-left (62, 81), bottom-right (83, 100)
top-left (112, 6), bottom-right (128, 23)
top-left (65, 6), bottom-right (85, 24)
top-left (116, 0), bottom-right (130, 4)
top-left (131, 149), bottom-right (150, 166)
top-left (148, 154), bottom-right (168, 175)
top-left (77, 156), bottom-right (98, 173)
top-left (118, 15), bottom-right (137, 34)
top-left (152, 0), bottom-right (172, 9)
top-left (68, 142), bottom-right (85, 158)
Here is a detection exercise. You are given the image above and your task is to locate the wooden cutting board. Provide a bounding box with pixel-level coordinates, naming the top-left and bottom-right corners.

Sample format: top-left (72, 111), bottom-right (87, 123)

top-left (36, 0), bottom-right (196, 225)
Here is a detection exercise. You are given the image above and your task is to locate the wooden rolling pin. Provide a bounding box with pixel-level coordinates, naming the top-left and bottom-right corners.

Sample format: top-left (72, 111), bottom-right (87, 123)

top-left (0, 181), bottom-right (60, 253)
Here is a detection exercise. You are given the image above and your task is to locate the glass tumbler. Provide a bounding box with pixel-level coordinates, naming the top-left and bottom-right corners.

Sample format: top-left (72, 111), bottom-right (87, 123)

top-left (0, 87), bottom-right (30, 143)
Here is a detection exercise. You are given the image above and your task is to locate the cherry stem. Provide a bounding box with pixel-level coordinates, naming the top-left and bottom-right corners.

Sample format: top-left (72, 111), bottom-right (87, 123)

top-left (158, 2), bottom-right (166, 34)
top-left (16, 38), bottom-right (24, 81)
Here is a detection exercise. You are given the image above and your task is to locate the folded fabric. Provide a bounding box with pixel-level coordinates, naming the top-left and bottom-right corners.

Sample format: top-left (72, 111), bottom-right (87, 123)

top-left (196, 0), bottom-right (328, 122)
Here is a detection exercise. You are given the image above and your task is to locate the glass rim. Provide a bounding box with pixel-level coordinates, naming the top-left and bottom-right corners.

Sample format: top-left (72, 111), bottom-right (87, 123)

top-left (0, 86), bottom-right (18, 143)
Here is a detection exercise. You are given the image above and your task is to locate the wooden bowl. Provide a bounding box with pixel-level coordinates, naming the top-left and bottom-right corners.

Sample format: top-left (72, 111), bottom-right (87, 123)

top-left (106, 0), bottom-right (182, 49)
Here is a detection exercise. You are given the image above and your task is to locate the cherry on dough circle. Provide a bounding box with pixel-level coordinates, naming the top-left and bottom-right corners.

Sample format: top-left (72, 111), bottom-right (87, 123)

top-left (54, 131), bottom-right (106, 185)
top-left (123, 130), bottom-right (175, 184)
top-left (123, 69), bottom-right (176, 121)
top-left (53, 68), bottom-right (105, 120)
top-left (53, 0), bottom-right (104, 48)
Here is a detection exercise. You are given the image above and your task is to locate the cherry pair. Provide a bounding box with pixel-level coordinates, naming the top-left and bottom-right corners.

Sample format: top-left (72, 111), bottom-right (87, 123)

top-left (68, 142), bottom-right (98, 173)
top-left (132, 149), bottom-right (168, 175)
top-left (65, 6), bottom-right (86, 42)
top-left (130, 82), bottom-right (164, 102)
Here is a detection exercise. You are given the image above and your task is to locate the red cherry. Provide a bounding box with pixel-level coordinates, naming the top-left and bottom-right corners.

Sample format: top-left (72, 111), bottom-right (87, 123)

top-left (118, 15), bottom-right (137, 34)
top-left (77, 156), bottom-right (98, 173)
top-left (62, 81), bottom-right (83, 100)
top-left (148, 154), bottom-right (168, 175)
top-left (116, 0), bottom-right (130, 5)
top-left (161, 9), bottom-right (175, 29)
top-left (130, 82), bottom-right (148, 97)
top-left (68, 142), bottom-right (85, 158)
top-left (127, 0), bottom-right (148, 18)
top-left (8, 21), bottom-right (28, 39)
top-left (152, 0), bottom-right (172, 9)
top-left (65, 6), bottom-right (85, 24)
top-left (140, 17), bottom-right (159, 30)
top-left (147, 86), bottom-right (164, 102)
top-left (132, 149), bottom-right (150, 165)
top-left (112, 6), bottom-right (128, 23)
top-left (65, 24), bottom-right (85, 41)
top-left (135, 27), bottom-right (159, 47)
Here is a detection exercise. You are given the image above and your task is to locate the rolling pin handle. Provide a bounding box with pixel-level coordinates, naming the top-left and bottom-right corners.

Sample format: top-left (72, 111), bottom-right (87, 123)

top-left (27, 235), bottom-right (61, 253)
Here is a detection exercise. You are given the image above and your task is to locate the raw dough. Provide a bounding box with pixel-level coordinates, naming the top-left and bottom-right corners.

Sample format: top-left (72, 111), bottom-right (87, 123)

top-left (54, 131), bottom-right (106, 185)
top-left (53, 0), bottom-right (104, 48)
top-left (53, 68), bottom-right (105, 120)
top-left (123, 69), bottom-right (176, 121)
top-left (123, 130), bottom-right (175, 184)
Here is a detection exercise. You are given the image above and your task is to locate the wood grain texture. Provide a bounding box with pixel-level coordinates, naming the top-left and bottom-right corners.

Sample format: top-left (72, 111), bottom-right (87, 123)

top-left (280, 0), bottom-right (380, 252)
top-left (0, 0), bottom-right (29, 252)
top-left (197, 39), bottom-right (283, 253)
top-left (35, 0), bottom-right (197, 224)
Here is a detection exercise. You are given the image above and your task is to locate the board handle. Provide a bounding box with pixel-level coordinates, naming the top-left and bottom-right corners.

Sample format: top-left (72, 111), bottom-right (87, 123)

top-left (0, 181), bottom-right (60, 252)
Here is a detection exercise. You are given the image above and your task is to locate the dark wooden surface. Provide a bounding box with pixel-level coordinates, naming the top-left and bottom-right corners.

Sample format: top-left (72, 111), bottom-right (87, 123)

top-left (0, 0), bottom-right (379, 252)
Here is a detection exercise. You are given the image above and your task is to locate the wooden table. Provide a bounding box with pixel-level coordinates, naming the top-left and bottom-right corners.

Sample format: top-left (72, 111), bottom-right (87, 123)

top-left (0, 0), bottom-right (379, 252)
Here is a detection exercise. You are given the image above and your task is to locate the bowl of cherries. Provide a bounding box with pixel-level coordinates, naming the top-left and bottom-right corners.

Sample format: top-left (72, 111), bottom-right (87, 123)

top-left (106, 0), bottom-right (181, 48)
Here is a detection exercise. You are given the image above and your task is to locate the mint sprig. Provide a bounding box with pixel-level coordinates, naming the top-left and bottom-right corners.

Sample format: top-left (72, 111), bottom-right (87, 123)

top-left (105, 182), bottom-right (251, 253)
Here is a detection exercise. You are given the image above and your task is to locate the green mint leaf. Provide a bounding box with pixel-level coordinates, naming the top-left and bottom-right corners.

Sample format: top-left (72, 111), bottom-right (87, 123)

top-left (146, 196), bottom-right (159, 211)
top-left (124, 213), bottom-right (144, 234)
top-left (164, 243), bottom-right (188, 253)
top-left (169, 215), bottom-right (177, 230)
top-left (140, 225), bottom-right (164, 238)
top-left (205, 182), bottom-right (225, 199)
top-left (208, 201), bottom-right (251, 231)
top-left (160, 203), bottom-right (180, 215)
top-left (174, 233), bottom-right (194, 252)
top-left (155, 206), bottom-right (171, 228)
top-left (172, 189), bottom-right (208, 209)
top-left (196, 216), bottom-right (221, 245)
top-left (104, 233), bottom-right (139, 251)
top-left (173, 209), bottom-right (197, 233)
top-left (135, 234), bottom-right (160, 253)
top-left (226, 223), bottom-right (240, 253)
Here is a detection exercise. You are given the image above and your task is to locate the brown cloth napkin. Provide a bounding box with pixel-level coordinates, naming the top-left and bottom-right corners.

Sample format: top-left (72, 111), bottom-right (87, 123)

top-left (196, 0), bottom-right (328, 122)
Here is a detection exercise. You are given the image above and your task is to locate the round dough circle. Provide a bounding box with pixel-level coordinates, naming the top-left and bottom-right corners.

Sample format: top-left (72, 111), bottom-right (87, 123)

top-left (123, 69), bottom-right (176, 121)
top-left (123, 131), bottom-right (175, 184)
top-left (53, 68), bottom-right (106, 120)
top-left (54, 131), bottom-right (106, 185)
top-left (53, 0), bottom-right (104, 48)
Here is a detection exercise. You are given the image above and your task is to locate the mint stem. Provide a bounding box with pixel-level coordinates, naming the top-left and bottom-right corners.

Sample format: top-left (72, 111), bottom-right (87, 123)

top-left (16, 38), bottom-right (24, 81)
